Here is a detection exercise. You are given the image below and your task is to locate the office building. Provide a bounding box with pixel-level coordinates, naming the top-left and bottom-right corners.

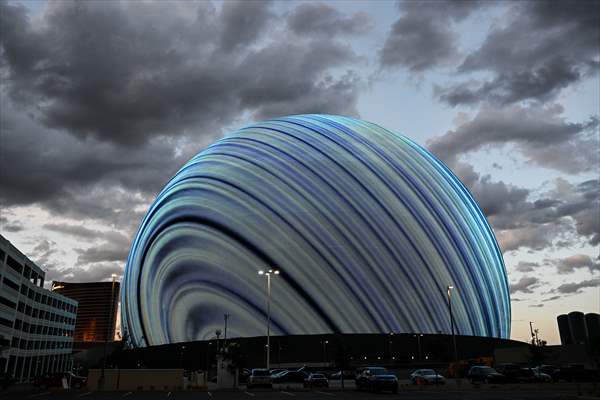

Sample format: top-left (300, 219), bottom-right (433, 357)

top-left (0, 235), bottom-right (77, 382)
top-left (51, 280), bottom-right (119, 344)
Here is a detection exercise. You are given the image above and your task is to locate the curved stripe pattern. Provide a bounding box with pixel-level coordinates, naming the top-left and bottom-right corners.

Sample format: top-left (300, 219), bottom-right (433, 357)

top-left (122, 115), bottom-right (511, 347)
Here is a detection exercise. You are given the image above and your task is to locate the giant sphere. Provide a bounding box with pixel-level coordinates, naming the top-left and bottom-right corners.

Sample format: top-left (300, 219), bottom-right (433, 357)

top-left (122, 115), bottom-right (510, 347)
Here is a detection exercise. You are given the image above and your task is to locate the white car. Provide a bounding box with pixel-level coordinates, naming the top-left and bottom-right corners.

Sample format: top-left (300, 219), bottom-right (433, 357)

top-left (247, 368), bottom-right (273, 389)
top-left (410, 369), bottom-right (446, 385)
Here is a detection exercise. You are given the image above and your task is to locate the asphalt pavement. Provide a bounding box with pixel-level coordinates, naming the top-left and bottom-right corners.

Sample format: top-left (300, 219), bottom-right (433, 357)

top-left (3, 382), bottom-right (600, 400)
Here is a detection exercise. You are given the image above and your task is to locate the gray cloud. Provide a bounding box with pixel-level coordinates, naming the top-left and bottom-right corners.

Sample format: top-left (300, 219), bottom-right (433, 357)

top-left (554, 278), bottom-right (600, 295)
top-left (514, 261), bottom-right (540, 273)
top-left (46, 262), bottom-right (123, 284)
top-left (0, 1), bottom-right (363, 216)
top-left (42, 223), bottom-right (111, 241)
top-left (287, 2), bottom-right (371, 37)
top-left (379, 1), bottom-right (483, 72)
top-left (30, 238), bottom-right (60, 268)
top-left (510, 276), bottom-right (541, 294)
top-left (0, 216), bottom-right (24, 233)
top-left (75, 240), bottom-right (130, 266)
top-left (220, 0), bottom-right (274, 51)
top-left (552, 254), bottom-right (600, 275)
top-left (436, 1), bottom-right (599, 106)
top-left (0, 93), bottom-right (193, 209)
top-left (543, 295), bottom-right (561, 301)
top-left (427, 105), bottom-right (598, 175)
top-left (0, 1), bottom-right (361, 149)
top-left (445, 161), bottom-right (599, 252)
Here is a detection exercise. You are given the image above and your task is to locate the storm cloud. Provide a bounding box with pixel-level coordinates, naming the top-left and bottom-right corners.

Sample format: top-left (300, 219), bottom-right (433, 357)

top-left (379, 0), bottom-right (483, 72)
top-left (436, 0), bottom-right (600, 106)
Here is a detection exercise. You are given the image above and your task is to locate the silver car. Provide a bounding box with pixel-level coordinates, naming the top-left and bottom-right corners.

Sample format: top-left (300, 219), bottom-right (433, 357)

top-left (410, 369), bottom-right (446, 385)
top-left (247, 368), bottom-right (273, 389)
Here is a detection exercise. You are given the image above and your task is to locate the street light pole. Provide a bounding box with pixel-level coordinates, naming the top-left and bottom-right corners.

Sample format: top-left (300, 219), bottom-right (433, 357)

top-left (224, 314), bottom-right (230, 348)
top-left (414, 334), bottom-right (423, 361)
top-left (258, 269), bottom-right (279, 370)
top-left (447, 285), bottom-right (458, 363)
top-left (322, 340), bottom-right (329, 363)
top-left (388, 333), bottom-right (393, 363)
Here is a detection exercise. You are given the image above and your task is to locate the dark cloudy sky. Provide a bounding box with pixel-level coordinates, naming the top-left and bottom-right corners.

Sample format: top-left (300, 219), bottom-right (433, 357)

top-left (0, 0), bottom-right (598, 344)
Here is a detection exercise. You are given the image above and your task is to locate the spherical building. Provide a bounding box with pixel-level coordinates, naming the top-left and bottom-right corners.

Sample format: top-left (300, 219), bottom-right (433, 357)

top-left (121, 115), bottom-right (510, 348)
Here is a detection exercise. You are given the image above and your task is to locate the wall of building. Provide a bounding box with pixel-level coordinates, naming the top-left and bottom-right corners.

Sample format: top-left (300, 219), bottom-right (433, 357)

top-left (52, 280), bottom-right (119, 343)
top-left (0, 235), bottom-right (78, 382)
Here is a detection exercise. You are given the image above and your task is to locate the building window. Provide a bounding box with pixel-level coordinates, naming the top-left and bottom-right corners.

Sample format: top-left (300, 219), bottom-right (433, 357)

top-left (0, 295), bottom-right (17, 309)
top-left (2, 277), bottom-right (19, 292)
top-left (6, 255), bottom-right (23, 274)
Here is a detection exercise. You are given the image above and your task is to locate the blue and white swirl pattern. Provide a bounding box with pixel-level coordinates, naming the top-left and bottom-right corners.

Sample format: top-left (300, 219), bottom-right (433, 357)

top-left (122, 115), bottom-right (510, 347)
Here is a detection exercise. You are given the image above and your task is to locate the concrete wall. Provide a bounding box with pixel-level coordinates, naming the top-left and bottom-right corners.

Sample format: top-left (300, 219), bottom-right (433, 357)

top-left (87, 368), bottom-right (184, 391)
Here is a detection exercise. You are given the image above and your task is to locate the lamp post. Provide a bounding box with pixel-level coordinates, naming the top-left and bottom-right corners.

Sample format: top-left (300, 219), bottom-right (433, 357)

top-left (224, 314), bottom-right (230, 348)
top-left (180, 345), bottom-right (186, 369)
top-left (447, 285), bottom-right (458, 363)
top-left (388, 333), bottom-right (394, 363)
top-left (98, 273), bottom-right (117, 390)
top-left (258, 269), bottom-right (279, 370)
top-left (413, 334), bottom-right (423, 361)
top-left (322, 340), bottom-right (329, 363)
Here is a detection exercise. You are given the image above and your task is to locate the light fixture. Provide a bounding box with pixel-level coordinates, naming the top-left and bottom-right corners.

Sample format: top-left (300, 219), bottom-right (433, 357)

top-left (258, 270), bottom-right (264, 275)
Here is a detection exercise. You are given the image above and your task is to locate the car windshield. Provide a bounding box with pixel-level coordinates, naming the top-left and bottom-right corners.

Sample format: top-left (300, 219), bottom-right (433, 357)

top-left (420, 369), bottom-right (436, 375)
top-left (478, 367), bottom-right (496, 374)
top-left (252, 369), bottom-right (270, 376)
top-left (311, 374), bottom-right (325, 379)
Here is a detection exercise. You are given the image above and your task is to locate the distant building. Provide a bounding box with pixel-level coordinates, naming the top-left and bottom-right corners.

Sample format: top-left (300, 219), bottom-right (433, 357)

top-left (0, 235), bottom-right (77, 382)
top-left (584, 313), bottom-right (599, 349)
top-left (557, 314), bottom-right (572, 345)
top-left (568, 311), bottom-right (588, 345)
top-left (51, 280), bottom-right (119, 345)
top-left (557, 311), bottom-right (599, 347)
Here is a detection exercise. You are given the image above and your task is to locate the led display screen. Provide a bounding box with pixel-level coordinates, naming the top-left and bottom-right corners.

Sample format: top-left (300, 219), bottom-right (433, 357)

top-left (122, 115), bottom-right (510, 347)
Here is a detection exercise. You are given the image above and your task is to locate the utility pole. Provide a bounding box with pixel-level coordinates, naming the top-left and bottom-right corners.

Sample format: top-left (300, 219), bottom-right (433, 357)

top-left (224, 314), bottom-right (230, 347)
top-left (529, 321), bottom-right (535, 345)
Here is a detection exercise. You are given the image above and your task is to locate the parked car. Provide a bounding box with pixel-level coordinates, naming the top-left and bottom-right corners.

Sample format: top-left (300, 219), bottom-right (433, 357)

top-left (355, 367), bottom-right (398, 393)
top-left (239, 368), bottom-right (251, 384)
top-left (304, 373), bottom-right (329, 388)
top-left (272, 370), bottom-right (308, 383)
top-left (329, 370), bottom-right (355, 380)
top-left (269, 368), bottom-right (287, 377)
top-left (247, 368), bottom-right (272, 389)
top-left (66, 372), bottom-right (87, 389)
top-left (536, 365), bottom-right (560, 382)
top-left (530, 367), bottom-right (552, 383)
top-left (496, 363), bottom-right (537, 383)
top-left (410, 369), bottom-right (446, 385)
top-left (467, 366), bottom-right (505, 384)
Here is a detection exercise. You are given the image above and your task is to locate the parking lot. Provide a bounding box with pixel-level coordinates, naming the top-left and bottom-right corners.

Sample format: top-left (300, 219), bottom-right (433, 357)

top-left (4, 382), bottom-right (599, 400)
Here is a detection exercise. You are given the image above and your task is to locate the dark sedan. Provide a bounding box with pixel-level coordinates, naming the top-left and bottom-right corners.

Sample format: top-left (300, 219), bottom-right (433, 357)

top-left (355, 367), bottom-right (398, 393)
top-left (304, 373), bottom-right (329, 388)
top-left (467, 366), bottom-right (505, 384)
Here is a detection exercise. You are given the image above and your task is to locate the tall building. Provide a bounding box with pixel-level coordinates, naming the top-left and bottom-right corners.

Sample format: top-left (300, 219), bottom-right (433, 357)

top-left (0, 235), bottom-right (77, 382)
top-left (51, 280), bottom-right (119, 344)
